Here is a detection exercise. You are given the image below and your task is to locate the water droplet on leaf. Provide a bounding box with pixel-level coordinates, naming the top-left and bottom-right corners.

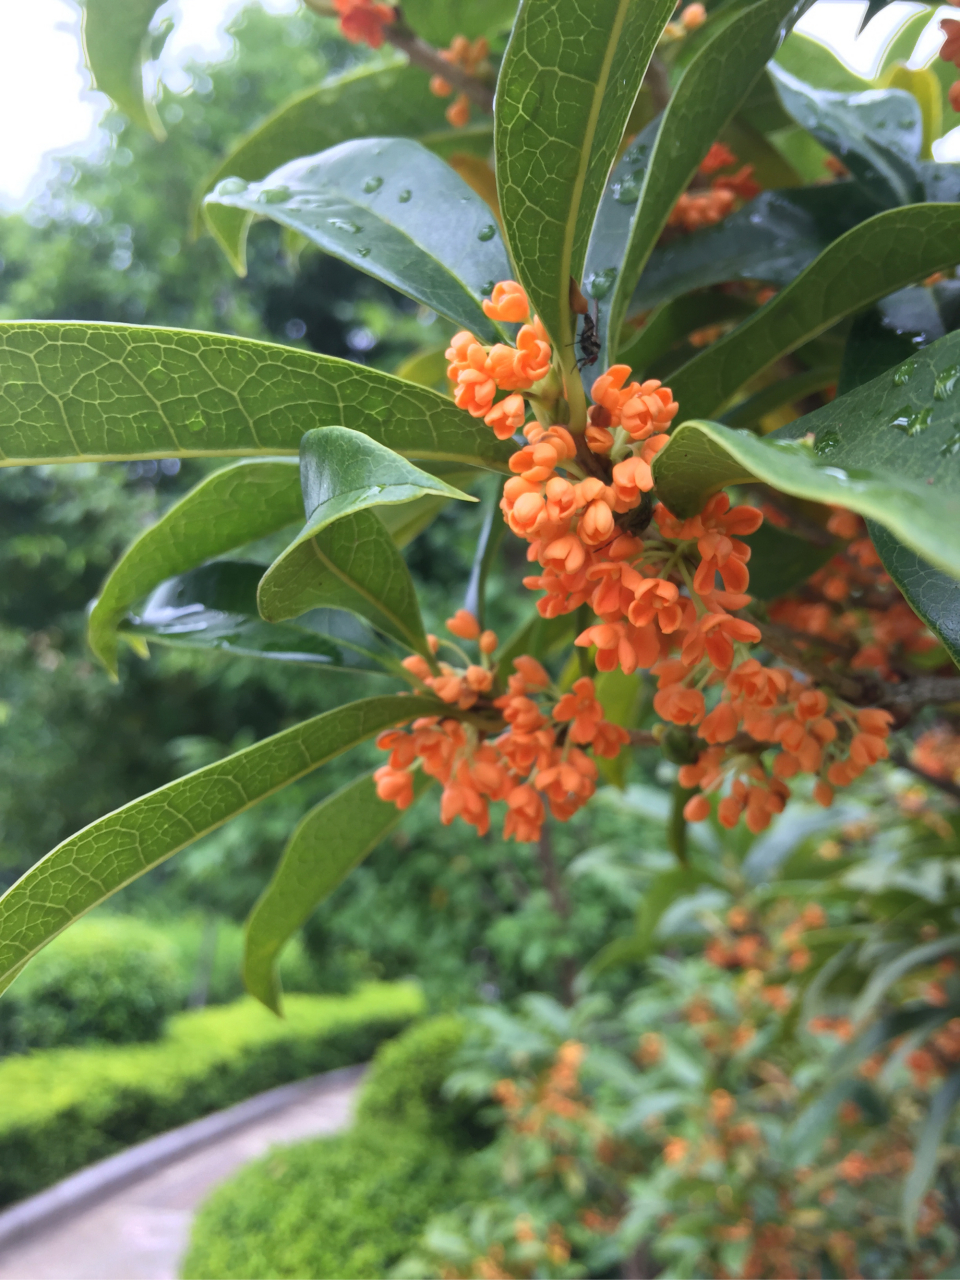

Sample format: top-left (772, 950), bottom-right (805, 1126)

top-left (259, 185), bottom-right (291, 204)
top-left (940, 430), bottom-right (960, 457)
top-left (187, 416), bottom-right (204, 433)
top-left (893, 359), bottom-right (916, 385)
top-left (612, 172), bottom-right (643, 204)
top-left (585, 268), bottom-right (617, 300)
top-left (813, 426), bottom-right (840, 455)
top-left (397, 189), bottom-right (412, 203)
top-left (215, 177), bottom-right (247, 196)
top-left (363, 176), bottom-right (383, 193)
top-left (889, 406), bottom-right (931, 436)
top-left (934, 363), bottom-right (960, 400)
top-left (477, 224), bottom-right (497, 242)
top-left (357, 246), bottom-right (371, 257)
top-left (327, 218), bottom-right (361, 234)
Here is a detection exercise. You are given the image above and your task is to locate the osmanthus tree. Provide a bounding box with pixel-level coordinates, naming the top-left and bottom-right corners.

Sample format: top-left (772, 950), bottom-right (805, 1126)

top-left (1, 0), bottom-right (959, 1050)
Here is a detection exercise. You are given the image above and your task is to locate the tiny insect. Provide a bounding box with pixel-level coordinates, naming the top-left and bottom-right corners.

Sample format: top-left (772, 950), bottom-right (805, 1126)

top-left (569, 277), bottom-right (600, 371)
top-left (577, 307), bottom-right (601, 371)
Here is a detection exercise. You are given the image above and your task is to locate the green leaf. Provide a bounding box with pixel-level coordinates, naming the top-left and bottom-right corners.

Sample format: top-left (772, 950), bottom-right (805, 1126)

top-left (869, 524), bottom-right (960, 670)
top-left (632, 183), bottom-right (878, 312)
top-left (769, 65), bottom-right (923, 208)
top-left (596, 0), bottom-right (800, 366)
top-left (257, 509), bottom-right (428, 650)
top-left (206, 138), bottom-right (509, 340)
top-left (668, 204), bottom-right (960, 420)
top-left (774, 31), bottom-right (872, 93)
top-left (852, 935), bottom-right (960, 1027)
top-left (81, 0), bottom-right (166, 138)
top-left (122, 561), bottom-right (393, 672)
top-left (0, 322), bottom-right (513, 471)
top-left (257, 427), bottom-right (468, 647)
top-left (495, 0), bottom-right (677, 387)
top-left (402, 0), bottom-right (518, 46)
top-left (463, 482), bottom-right (506, 629)
top-left (244, 770), bottom-right (433, 1012)
top-left (837, 305), bottom-right (960, 668)
top-left (296, 424), bottom-right (475, 550)
top-left (0, 694), bottom-right (437, 995)
top-left (721, 365), bottom-right (839, 431)
top-left (651, 369), bottom-right (960, 580)
top-left (618, 294), bottom-right (754, 377)
top-left (88, 460), bottom-right (303, 675)
top-left (195, 57), bottom-right (452, 270)
top-left (902, 1069), bottom-right (960, 1237)
top-left (739, 524), bottom-right (839, 601)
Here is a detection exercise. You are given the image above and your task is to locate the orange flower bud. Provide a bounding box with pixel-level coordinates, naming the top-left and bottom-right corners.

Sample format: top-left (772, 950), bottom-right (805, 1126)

top-left (446, 608), bottom-right (480, 640)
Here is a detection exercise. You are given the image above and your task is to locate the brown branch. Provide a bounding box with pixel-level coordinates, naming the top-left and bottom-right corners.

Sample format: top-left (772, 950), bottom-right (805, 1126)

top-left (889, 749), bottom-right (960, 804)
top-left (755, 621), bottom-right (869, 702)
top-left (301, 1), bottom-right (495, 111)
top-left (387, 19), bottom-right (496, 112)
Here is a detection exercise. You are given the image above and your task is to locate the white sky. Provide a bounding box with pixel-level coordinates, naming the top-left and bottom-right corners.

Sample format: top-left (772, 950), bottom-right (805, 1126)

top-left (0, 0), bottom-right (955, 212)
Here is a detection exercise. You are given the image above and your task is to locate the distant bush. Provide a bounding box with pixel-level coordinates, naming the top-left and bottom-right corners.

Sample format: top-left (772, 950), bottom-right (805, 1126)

top-left (0, 982), bottom-right (422, 1205)
top-left (0, 917), bottom-right (183, 1052)
top-left (184, 1015), bottom-right (483, 1280)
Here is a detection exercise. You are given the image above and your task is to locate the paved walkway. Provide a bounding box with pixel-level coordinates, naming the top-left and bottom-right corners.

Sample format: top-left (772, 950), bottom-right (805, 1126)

top-left (0, 1070), bottom-right (361, 1280)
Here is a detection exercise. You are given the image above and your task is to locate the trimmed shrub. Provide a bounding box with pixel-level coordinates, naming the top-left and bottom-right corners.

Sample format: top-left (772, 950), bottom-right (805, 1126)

top-left (181, 1124), bottom-right (466, 1280)
top-left (183, 1015), bottom-right (487, 1279)
top-left (0, 916), bottom-right (183, 1052)
top-left (0, 982), bottom-right (422, 1205)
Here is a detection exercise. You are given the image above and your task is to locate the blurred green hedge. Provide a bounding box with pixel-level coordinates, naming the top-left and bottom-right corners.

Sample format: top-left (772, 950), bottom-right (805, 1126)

top-left (0, 917), bottom-right (184, 1052)
top-left (183, 1015), bottom-right (478, 1280)
top-left (0, 982), bottom-right (423, 1206)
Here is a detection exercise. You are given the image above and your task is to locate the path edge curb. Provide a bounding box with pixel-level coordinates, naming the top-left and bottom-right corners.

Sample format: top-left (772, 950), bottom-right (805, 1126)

top-left (0, 1062), bottom-right (365, 1255)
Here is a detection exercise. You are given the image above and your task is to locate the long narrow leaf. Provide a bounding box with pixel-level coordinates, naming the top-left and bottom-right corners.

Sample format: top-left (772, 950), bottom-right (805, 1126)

top-left (903, 1070), bottom-right (960, 1237)
top-left (0, 323), bottom-right (513, 470)
top-left (597, 0), bottom-right (801, 367)
top-left (206, 139), bottom-right (511, 340)
top-left (88, 460), bottom-right (302, 675)
top-left (0, 694), bottom-right (437, 995)
top-left (667, 203), bottom-right (960, 419)
top-left (495, 0), bottom-right (676, 403)
top-left (244, 771), bottom-right (433, 1012)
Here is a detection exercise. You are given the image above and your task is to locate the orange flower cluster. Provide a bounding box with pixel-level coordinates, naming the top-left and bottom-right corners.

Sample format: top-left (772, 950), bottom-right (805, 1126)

top-left (940, 18), bottom-right (960, 112)
top-left (666, 141), bottom-right (761, 233)
top-left (704, 902), bottom-right (825, 974)
top-left (770, 509), bottom-right (939, 680)
top-left (445, 283), bottom-right (553, 437)
top-left (374, 610), bottom-right (628, 842)
top-left (428, 34), bottom-right (489, 127)
top-left (333, 0), bottom-right (395, 47)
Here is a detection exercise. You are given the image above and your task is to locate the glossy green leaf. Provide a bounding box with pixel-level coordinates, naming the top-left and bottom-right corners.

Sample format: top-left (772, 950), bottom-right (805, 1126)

top-left (122, 561), bottom-right (393, 672)
top-left (739, 524), bottom-right (839, 600)
top-left (903, 1069), bottom-right (960, 1237)
top-left (257, 509), bottom-right (427, 652)
top-left (773, 31), bottom-right (872, 93)
top-left (88, 460), bottom-right (302, 675)
top-left (769, 65), bottom-right (923, 209)
top-left (244, 770), bottom-right (433, 1012)
top-left (195, 57), bottom-right (451, 269)
top-left (257, 427), bottom-right (468, 647)
top-left (206, 139), bottom-right (509, 340)
top-left (0, 694), bottom-right (437, 995)
top-left (668, 204), bottom-right (960, 419)
top-left (853, 935), bottom-right (960, 1027)
top-left (632, 183), bottom-right (878, 312)
top-left (0, 322), bottom-right (513, 471)
top-left (837, 306), bottom-right (960, 668)
top-left (495, 0), bottom-right (677, 385)
top-left (652, 335), bottom-right (960, 579)
top-left (869, 524), bottom-right (960, 669)
top-left (463, 481), bottom-right (505, 630)
top-left (597, 0), bottom-right (800, 367)
top-left (81, 0), bottom-right (166, 137)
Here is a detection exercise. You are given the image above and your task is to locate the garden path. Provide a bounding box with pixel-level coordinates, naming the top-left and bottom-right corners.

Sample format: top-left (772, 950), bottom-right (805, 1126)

top-left (0, 1068), bottom-right (362, 1279)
